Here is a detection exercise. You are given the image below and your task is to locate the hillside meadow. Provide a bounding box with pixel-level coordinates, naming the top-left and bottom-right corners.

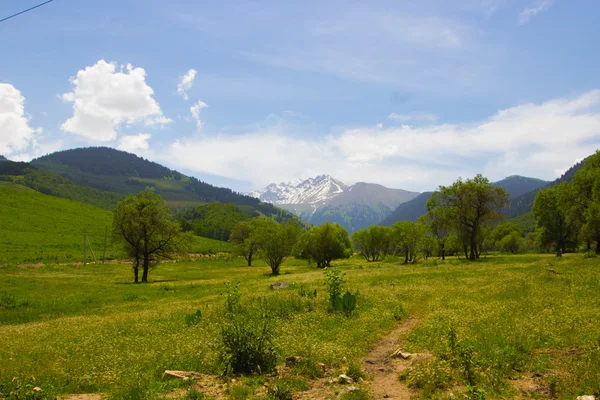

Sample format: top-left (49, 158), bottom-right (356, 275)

top-left (1, 253), bottom-right (599, 399)
top-left (0, 182), bottom-right (231, 266)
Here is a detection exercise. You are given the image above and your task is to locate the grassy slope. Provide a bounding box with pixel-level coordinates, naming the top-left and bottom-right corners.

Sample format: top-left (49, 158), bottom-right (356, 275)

top-left (0, 181), bottom-right (118, 264)
top-left (0, 182), bottom-right (230, 265)
top-left (1, 254), bottom-right (599, 399)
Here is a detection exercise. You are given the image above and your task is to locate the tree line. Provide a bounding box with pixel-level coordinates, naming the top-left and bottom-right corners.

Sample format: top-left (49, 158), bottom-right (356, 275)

top-left (111, 151), bottom-right (600, 283)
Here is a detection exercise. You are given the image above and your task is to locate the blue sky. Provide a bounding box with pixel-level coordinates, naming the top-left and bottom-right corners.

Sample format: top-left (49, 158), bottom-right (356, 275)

top-left (1, 0), bottom-right (600, 192)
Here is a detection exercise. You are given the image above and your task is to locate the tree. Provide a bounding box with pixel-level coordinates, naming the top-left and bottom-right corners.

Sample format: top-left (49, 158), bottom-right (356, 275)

top-left (351, 225), bottom-right (393, 262)
top-left (491, 222), bottom-right (523, 253)
top-left (229, 218), bottom-right (263, 266)
top-left (112, 192), bottom-right (185, 283)
top-left (255, 219), bottom-right (300, 275)
top-left (566, 151), bottom-right (600, 253)
top-left (393, 221), bottom-right (425, 264)
top-left (533, 183), bottom-right (575, 255)
top-left (425, 198), bottom-right (453, 260)
top-left (296, 223), bottom-right (352, 268)
top-left (427, 175), bottom-right (508, 260)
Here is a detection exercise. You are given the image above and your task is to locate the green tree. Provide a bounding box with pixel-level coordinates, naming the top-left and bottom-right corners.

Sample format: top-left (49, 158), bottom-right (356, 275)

top-left (566, 151), bottom-right (600, 253)
top-left (491, 222), bottom-right (523, 253)
top-left (112, 192), bottom-right (185, 283)
top-left (351, 225), bottom-right (392, 262)
top-left (296, 222), bottom-right (352, 268)
top-left (427, 174), bottom-right (508, 260)
top-left (229, 218), bottom-right (263, 266)
top-left (425, 199), bottom-right (453, 260)
top-left (255, 220), bottom-right (300, 275)
top-left (393, 221), bottom-right (425, 264)
top-left (532, 183), bottom-right (574, 255)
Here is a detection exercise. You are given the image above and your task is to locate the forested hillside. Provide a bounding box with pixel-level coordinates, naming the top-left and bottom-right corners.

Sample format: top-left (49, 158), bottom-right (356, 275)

top-left (0, 159), bottom-right (123, 210)
top-left (31, 147), bottom-right (298, 220)
top-left (505, 158), bottom-right (588, 217)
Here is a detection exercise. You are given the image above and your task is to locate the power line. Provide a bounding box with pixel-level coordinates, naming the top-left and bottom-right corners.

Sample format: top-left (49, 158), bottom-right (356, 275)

top-left (0, 0), bottom-right (55, 24)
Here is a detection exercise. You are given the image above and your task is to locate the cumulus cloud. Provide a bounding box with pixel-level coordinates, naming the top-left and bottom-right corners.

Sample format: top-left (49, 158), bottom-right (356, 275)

top-left (190, 100), bottom-right (208, 130)
top-left (388, 112), bottom-right (438, 123)
top-left (519, 0), bottom-right (553, 25)
top-left (117, 133), bottom-right (152, 153)
top-left (61, 59), bottom-right (171, 142)
top-left (165, 90), bottom-right (600, 191)
top-left (177, 69), bottom-right (197, 101)
top-left (0, 83), bottom-right (41, 157)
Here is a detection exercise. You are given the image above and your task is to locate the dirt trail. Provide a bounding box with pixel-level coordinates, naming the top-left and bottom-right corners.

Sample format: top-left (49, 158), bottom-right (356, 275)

top-left (361, 317), bottom-right (420, 399)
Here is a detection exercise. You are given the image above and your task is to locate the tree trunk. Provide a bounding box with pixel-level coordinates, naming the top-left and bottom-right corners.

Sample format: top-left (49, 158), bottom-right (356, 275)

top-left (441, 245), bottom-right (445, 261)
top-left (404, 251), bottom-right (408, 264)
top-left (133, 260), bottom-right (139, 284)
top-left (247, 251), bottom-right (253, 267)
top-left (595, 237), bottom-right (600, 254)
top-left (271, 263), bottom-right (280, 275)
top-left (141, 256), bottom-right (149, 283)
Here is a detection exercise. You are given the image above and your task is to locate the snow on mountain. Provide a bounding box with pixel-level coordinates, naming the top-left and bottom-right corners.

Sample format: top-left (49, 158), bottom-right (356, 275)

top-left (248, 175), bottom-right (348, 204)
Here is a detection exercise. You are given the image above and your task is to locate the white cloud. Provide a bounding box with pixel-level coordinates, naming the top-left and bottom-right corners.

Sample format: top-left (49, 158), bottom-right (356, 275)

top-left (177, 69), bottom-right (197, 101)
top-left (164, 90), bottom-right (600, 191)
top-left (61, 59), bottom-right (170, 142)
top-left (0, 83), bottom-right (41, 156)
top-left (117, 133), bottom-right (152, 153)
top-left (519, 1), bottom-right (553, 25)
top-left (388, 112), bottom-right (438, 123)
top-left (190, 100), bottom-right (208, 131)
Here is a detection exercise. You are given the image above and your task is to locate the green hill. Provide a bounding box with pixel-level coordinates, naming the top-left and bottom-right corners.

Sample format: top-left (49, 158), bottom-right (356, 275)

top-left (0, 159), bottom-right (123, 210)
top-left (0, 182), bottom-right (232, 265)
top-left (32, 147), bottom-right (298, 222)
top-left (0, 181), bottom-right (117, 265)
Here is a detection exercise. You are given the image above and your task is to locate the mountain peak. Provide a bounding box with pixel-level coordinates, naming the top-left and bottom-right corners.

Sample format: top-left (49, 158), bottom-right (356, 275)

top-left (248, 175), bottom-right (348, 204)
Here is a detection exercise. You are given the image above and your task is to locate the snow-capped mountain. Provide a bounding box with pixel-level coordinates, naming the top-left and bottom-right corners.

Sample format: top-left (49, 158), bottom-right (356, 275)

top-left (248, 175), bottom-right (348, 205)
top-left (248, 176), bottom-right (419, 232)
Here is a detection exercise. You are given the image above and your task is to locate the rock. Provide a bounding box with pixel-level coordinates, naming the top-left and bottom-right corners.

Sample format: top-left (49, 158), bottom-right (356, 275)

top-left (32, 387), bottom-right (42, 392)
top-left (163, 370), bottom-right (202, 380)
top-left (378, 367), bottom-right (385, 372)
top-left (338, 374), bottom-right (353, 384)
top-left (270, 282), bottom-right (288, 290)
top-left (318, 363), bottom-right (326, 370)
top-left (577, 396), bottom-right (596, 400)
top-left (390, 348), bottom-right (412, 359)
top-left (285, 356), bottom-right (301, 366)
top-left (346, 386), bottom-right (360, 393)
top-left (364, 359), bottom-right (375, 364)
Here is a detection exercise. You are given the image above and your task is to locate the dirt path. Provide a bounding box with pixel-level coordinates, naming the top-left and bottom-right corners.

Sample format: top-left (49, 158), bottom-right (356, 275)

top-left (361, 316), bottom-right (420, 399)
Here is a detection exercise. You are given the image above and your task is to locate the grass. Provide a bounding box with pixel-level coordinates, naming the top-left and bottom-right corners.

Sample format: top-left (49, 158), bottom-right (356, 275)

top-left (1, 254), bottom-right (599, 399)
top-left (0, 182), bottom-right (231, 266)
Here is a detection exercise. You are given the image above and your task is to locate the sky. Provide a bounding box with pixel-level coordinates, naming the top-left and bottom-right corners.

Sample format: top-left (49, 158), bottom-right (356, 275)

top-left (1, 0), bottom-right (600, 193)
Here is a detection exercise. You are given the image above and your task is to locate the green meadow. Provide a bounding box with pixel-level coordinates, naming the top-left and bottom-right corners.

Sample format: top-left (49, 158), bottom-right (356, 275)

top-left (1, 253), bottom-right (599, 399)
top-left (0, 182), bottom-right (231, 266)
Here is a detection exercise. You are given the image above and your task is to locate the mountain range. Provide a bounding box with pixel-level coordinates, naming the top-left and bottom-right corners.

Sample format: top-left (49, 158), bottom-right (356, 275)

top-left (251, 174), bottom-right (553, 232)
top-left (1, 146), bottom-right (594, 240)
top-left (249, 176), bottom-right (419, 232)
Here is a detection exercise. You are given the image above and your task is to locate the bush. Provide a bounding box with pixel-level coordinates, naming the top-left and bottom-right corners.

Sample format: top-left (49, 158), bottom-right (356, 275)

top-left (324, 267), bottom-right (359, 315)
top-left (184, 309), bottom-right (202, 327)
top-left (219, 313), bottom-right (278, 375)
top-left (582, 250), bottom-right (598, 259)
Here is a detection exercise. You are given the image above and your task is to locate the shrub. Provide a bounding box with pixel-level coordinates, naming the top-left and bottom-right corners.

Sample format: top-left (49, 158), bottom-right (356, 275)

top-left (393, 303), bottom-right (408, 321)
top-left (224, 281), bottom-right (241, 314)
top-left (184, 309), bottom-right (202, 327)
top-left (219, 313), bottom-right (278, 375)
top-left (324, 267), bottom-right (359, 315)
top-left (582, 250), bottom-right (598, 259)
